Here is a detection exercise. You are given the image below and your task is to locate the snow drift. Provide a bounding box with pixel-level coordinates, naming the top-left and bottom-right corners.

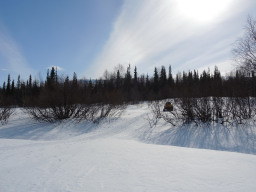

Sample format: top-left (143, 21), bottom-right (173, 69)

top-left (0, 103), bottom-right (256, 192)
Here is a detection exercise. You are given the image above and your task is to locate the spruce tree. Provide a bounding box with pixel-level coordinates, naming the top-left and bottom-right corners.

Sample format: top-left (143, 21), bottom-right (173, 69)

top-left (2, 82), bottom-right (6, 93)
top-left (28, 75), bottom-right (32, 89)
top-left (17, 75), bottom-right (21, 90)
top-left (116, 70), bottom-right (121, 89)
top-left (72, 72), bottom-right (78, 87)
top-left (160, 66), bottom-right (167, 87)
top-left (124, 64), bottom-right (131, 90)
top-left (153, 67), bottom-right (159, 93)
top-left (6, 74), bottom-right (11, 94)
top-left (168, 65), bottom-right (174, 87)
top-left (134, 66), bottom-right (137, 84)
top-left (11, 80), bottom-right (15, 95)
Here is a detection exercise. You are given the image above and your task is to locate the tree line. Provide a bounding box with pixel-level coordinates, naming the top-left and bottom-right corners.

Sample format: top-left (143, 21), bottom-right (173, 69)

top-left (1, 65), bottom-right (256, 107)
top-left (1, 64), bottom-right (255, 124)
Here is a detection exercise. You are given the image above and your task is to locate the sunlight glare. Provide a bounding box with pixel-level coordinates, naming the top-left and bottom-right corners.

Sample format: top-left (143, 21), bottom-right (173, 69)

top-left (176, 0), bottom-right (233, 23)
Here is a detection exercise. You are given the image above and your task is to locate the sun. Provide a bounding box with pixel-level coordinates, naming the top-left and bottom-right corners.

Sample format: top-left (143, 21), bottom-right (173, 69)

top-left (176, 0), bottom-right (232, 23)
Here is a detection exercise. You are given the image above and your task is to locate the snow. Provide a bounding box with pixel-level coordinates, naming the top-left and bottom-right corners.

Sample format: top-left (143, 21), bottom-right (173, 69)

top-left (1, 104), bottom-right (256, 192)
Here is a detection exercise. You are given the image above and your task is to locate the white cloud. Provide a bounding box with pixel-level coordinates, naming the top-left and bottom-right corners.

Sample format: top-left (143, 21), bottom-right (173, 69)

top-left (88, 0), bottom-right (255, 78)
top-left (47, 65), bottom-right (64, 71)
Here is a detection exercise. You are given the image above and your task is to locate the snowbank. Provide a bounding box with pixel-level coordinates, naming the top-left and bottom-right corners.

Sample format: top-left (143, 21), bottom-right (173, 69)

top-left (0, 104), bottom-right (256, 192)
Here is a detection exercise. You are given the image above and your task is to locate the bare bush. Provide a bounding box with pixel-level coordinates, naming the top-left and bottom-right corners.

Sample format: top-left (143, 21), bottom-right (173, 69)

top-left (174, 97), bottom-right (212, 125)
top-left (224, 97), bottom-right (256, 124)
top-left (0, 107), bottom-right (13, 125)
top-left (175, 98), bottom-right (196, 124)
top-left (147, 97), bottom-right (256, 128)
top-left (25, 104), bottom-right (84, 122)
top-left (193, 97), bottom-right (212, 124)
top-left (0, 96), bottom-right (13, 125)
top-left (212, 97), bottom-right (224, 122)
top-left (91, 104), bottom-right (126, 123)
top-left (160, 107), bottom-right (179, 126)
top-left (147, 100), bottom-right (180, 128)
top-left (147, 101), bottom-right (162, 128)
top-left (26, 103), bottom-right (126, 123)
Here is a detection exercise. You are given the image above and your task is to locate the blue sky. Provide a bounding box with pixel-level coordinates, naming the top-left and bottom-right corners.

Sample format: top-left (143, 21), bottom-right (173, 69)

top-left (0, 0), bottom-right (256, 84)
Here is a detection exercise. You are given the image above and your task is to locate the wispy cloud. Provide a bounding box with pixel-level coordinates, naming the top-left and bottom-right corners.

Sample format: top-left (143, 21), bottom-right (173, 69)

top-left (0, 68), bottom-right (8, 71)
top-left (0, 23), bottom-right (34, 78)
top-left (47, 65), bottom-right (64, 71)
top-left (89, 0), bottom-right (255, 78)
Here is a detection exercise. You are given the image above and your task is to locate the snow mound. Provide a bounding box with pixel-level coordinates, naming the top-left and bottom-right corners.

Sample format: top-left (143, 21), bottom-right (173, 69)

top-left (1, 104), bottom-right (256, 192)
top-left (2, 104), bottom-right (255, 154)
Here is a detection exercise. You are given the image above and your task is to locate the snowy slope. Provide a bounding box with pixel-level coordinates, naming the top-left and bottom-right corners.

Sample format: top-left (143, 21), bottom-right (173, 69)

top-left (1, 104), bottom-right (256, 192)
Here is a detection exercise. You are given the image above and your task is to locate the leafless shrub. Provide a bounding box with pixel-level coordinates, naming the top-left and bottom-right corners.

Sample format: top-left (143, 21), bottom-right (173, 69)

top-left (0, 96), bottom-right (13, 125)
top-left (0, 107), bottom-right (13, 125)
top-left (175, 98), bottom-right (196, 124)
top-left (91, 103), bottom-right (126, 123)
top-left (160, 108), bottom-right (179, 126)
top-left (174, 97), bottom-right (212, 125)
top-left (25, 104), bottom-right (83, 122)
top-left (147, 101), bottom-right (162, 128)
top-left (212, 97), bottom-right (224, 123)
top-left (225, 97), bottom-right (256, 124)
top-left (25, 103), bottom-right (126, 123)
top-left (147, 100), bottom-right (179, 128)
top-left (147, 97), bottom-right (256, 128)
top-left (193, 97), bottom-right (212, 124)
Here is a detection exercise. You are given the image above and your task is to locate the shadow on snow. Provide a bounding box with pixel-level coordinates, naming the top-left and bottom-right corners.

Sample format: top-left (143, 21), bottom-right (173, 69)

top-left (139, 121), bottom-right (256, 155)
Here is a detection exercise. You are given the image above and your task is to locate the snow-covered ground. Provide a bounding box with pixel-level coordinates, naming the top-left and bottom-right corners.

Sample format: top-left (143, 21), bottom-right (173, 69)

top-left (1, 103), bottom-right (256, 192)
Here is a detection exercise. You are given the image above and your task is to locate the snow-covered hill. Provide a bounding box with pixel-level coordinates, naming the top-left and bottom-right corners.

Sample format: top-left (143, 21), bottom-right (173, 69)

top-left (1, 103), bottom-right (256, 192)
